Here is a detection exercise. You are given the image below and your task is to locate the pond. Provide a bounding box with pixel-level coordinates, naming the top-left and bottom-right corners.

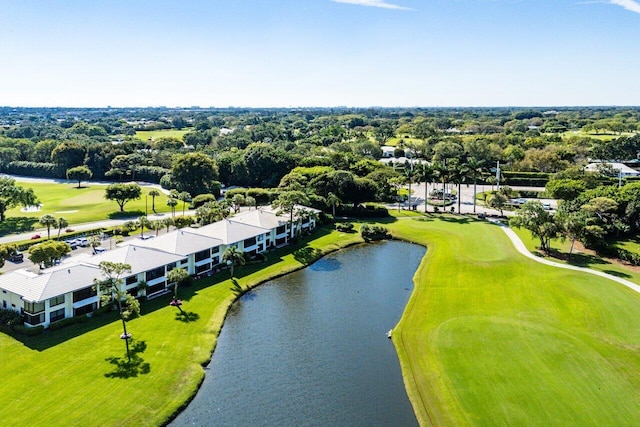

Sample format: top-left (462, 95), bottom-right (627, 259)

top-left (171, 240), bottom-right (425, 426)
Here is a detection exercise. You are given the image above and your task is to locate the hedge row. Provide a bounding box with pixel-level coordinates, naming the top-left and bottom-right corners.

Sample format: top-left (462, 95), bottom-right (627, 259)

top-left (5, 161), bottom-right (63, 178)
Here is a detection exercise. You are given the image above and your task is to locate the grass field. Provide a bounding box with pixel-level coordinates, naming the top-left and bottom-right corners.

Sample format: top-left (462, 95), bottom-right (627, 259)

top-left (3, 216), bottom-right (640, 426)
top-left (4, 181), bottom-right (172, 229)
top-left (392, 216), bottom-right (640, 425)
top-left (135, 129), bottom-right (190, 142)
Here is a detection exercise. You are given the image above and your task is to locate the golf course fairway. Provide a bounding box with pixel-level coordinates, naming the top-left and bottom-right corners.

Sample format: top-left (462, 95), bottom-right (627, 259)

top-left (390, 216), bottom-right (640, 426)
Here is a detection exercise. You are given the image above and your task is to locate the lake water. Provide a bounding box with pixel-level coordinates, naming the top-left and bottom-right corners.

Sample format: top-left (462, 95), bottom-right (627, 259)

top-left (171, 240), bottom-right (425, 427)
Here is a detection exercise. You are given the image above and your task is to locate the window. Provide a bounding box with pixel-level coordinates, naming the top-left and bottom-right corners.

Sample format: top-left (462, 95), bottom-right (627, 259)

top-left (2, 301), bottom-right (6, 308)
top-left (179, 258), bottom-right (188, 265)
top-left (25, 312), bottom-right (45, 325)
top-left (74, 303), bottom-right (96, 317)
top-left (24, 301), bottom-right (45, 314)
top-left (244, 237), bottom-right (256, 247)
top-left (73, 287), bottom-right (97, 303)
top-left (196, 263), bottom-right (211, 274)
top-left (257, 234), bottom-right (264, 241)
top-left (276, 225), bottom-right (286, 234)
top-left (49, 295), bottom-right (65, 307)
top-left (145, 266), bottom-right (165, 281)
top-left (125, 275), bottom-right (137, 286)
top-left (166, 262), bottom-right (177, 272)
top-left (50, 308), bottom-right (65, 323)
top-left (210, 246), bottom-right (219, 255)
top-left (195, 249), bottom-right (210, 262)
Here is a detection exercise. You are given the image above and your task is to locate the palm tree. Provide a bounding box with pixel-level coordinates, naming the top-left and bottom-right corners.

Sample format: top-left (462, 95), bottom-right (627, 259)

top-left (326, 192), bottom-right (341, 217)
top-left (39, 214), bottom-right (57, 239)
top-left (166, 198), bottom-right (178, 217)
top-left (433, 160), bottom-right (449, 208)
top-left (163, 217), bottom-right (174, 233)
top-left (56, 217), bottom-right (69, 238)
top-left (417, 163), bottom-right (436, 213)
top-left (466, 157), bottom-right (484, 214)
top-left (222, 246), bottom-right (245, 278)
top-left (137, 216), bottom-right (151, 238)
top-left (148, 189), bottom-right (160, 213)
top-left (178, 191), bottom-right (191, 216)
top-left (95, 261), bottom-right (139, 362)
top-left (404, 161), bottom-right (417, 210)
top-left (167, 267), bottom-right (189, 312)
top-left (271, 190), bottom-right (309, 240)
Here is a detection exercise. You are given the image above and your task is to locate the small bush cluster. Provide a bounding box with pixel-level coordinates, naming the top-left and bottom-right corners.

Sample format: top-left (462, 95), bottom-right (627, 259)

top-left (335, 222), bottom-right (354, 232)
top-left (12, 324), bottom-right (45, 336)
top-left (0, 308), bottom-right (23, 327)
top-left (48, 315), bottom-right (89, 331)
top-left (337, 204), bottom-right (390, 218)
top-left (360, 224), bottom-right (390, 242)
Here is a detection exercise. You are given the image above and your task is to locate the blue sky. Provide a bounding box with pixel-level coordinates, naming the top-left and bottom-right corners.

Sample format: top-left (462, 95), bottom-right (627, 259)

top-left (0, 0), bottom-right (638, 107)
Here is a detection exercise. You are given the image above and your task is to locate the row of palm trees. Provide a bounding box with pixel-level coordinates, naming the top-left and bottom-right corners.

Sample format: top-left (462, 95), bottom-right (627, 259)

top-left (398, 157), bottom-right (490, 214)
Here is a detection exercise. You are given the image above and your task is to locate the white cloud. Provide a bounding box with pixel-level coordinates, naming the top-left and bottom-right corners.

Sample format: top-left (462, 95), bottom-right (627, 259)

top-left (610, 0), bottom-right (640, 14)
top-left (331, 0), bottom-right (411, 10)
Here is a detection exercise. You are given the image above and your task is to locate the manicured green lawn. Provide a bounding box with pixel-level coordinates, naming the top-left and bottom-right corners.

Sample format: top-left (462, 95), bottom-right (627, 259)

top-left (512, 226), bottom-right (640, 284)
top-left (391, 216), bottom-right (640, 426)
top-left (0, 226), bottom-right (363, 426)
top-left (135, 129), bottom-right (190, 142)
top-left (4, 216), bottom-right (640, 426)
top-left (5, 181), bottom-right (172, 226)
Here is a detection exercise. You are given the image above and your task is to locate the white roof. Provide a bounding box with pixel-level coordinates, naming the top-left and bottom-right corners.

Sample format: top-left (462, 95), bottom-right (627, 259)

top-left (76, 245), bottom-right (184, 275)
top-left (187, 219), bottom-right (269, 244)
top-left (232, 209), bottom-right (289, 229)
top-left (0, 263), bottom-right (103, 303)
top-left (584, 162), bottom-right (640, 176)
top-left (121, 229), bottom-right (222, 256)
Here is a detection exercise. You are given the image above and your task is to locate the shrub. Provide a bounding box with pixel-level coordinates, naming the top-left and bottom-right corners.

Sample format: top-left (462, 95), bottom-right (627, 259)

top-left (246, 188), bottom-right (274, 205)
top-left (336, 222), bottom-right (354, 232)
top-left (360, 224), bottom-right (390, 242)
top-left (48, 315), bottom-right (88, 331)
top-left (12, 324), bottom-right (45, 336)
top-left (0, 308), bottom-right (23, 326)
top-left (192, 193), bottom-right (216, 208)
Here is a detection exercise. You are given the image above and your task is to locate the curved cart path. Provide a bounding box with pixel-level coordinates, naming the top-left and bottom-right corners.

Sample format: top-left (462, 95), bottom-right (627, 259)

top-left (495, 220), bottom-right (640, 293)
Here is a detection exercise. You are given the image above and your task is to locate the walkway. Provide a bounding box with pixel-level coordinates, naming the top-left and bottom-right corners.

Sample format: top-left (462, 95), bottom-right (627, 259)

top-left (494, 220), bottom-right (640, 294)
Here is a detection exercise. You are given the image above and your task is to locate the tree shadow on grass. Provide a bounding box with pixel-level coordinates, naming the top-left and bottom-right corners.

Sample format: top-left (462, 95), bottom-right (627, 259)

top-left (107, 210), bottom-right (145, 220)
top-left (175, 310), bottom-right (200, 323)
top-left (0, 216), bottom-right (40, 236)
top-left (230, 278), bottom-right (243, 297)
top-left (104, 339), bottom-right (150, 379)
top-left (602, 269), bottom-right (632, 278)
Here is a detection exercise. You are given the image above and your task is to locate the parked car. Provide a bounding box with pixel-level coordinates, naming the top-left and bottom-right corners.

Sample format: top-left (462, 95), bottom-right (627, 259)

top-left (76, 237), bottom-right (89, 247)
top-left (65, 239), bottom-right (79, 249)
top-left (9, 251), bottom-right (24, 262)
top-left (94, 247), bottom-right (107, 254)
top-left (31, 234), bottom-right (41, 240)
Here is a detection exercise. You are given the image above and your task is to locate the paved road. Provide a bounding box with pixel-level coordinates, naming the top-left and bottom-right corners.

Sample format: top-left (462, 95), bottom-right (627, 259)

top-left (495, 219), bottom-right (640, 291)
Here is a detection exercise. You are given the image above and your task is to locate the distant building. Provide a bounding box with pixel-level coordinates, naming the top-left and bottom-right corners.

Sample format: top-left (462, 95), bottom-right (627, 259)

top-left (584, 162), bottom-right (640, 177)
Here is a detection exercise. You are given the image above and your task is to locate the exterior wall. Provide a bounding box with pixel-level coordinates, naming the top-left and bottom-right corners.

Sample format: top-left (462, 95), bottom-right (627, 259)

top-left (1, 288), bottom-right (23, 313)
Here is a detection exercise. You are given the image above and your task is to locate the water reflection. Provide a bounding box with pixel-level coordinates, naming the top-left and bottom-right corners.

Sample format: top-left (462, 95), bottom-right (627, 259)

top-left (172, 241), bottom-right (424, 427)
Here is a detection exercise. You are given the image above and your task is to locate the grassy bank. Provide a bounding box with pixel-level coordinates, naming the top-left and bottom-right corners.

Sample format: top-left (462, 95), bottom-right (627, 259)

top-left (0, 225), bottom-right (362, 426)
top-left (389, 215), bottom-right (640, 426)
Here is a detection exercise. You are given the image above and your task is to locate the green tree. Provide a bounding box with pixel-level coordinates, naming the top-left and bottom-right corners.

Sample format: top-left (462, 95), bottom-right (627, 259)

top-left (172, 152), bottom-right (219, 196)
top-left (166, 197), bottom-right (178, 217)
top-left (178, 191), bottom-right (191, 216)
top-left (167, 267), bottom-right (189, 308)
top-left (39, 214), bottom-right (57, 239)
top-left (271, 190), bottom-right (310, 239)
top-left (231, 194), bottom-right (245, 213)
top-left (88, 235), bottom-right (101, 254)
top-left (28, 241), bottom-right (71, 269)
top-left (56, 217), bottom-right (69, 238)
top-left (556, 208), bottom-right (588, 258)
top-left (466, 157), bottom-right (484, 214)
top-left (245, 195), bottom-right (257, 210)
top-left (488, 192), bottom-right (508, 216)
top-left (510, 201), bottom-right (559, 253)
top-left (137, 216), bottom-right (151, 238)
top-left (326, 192), bottom-right (341, 217)
top-left (416, 163), bottom-right (436, 213)
top-left (222, 246), bottom-right (245, 278)
top-left (95, 261), bottom-right (140, 362)
top-left (66, 166), bottom-right (93, 188)
top-left (0, 178), bottom-right (40, 222)
top-left (105, 183), bottom-right (142, 212)
top-left (148, 189), bottom-right (160, 213)
top-left (51, 141), bottom-right (87, 171)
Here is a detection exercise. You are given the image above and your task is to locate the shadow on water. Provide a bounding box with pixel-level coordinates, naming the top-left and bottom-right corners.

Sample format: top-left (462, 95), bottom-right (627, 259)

top-left (104, 339), bottom-right (150, 379)
top-left (309, 257), bottom-right (341, 272)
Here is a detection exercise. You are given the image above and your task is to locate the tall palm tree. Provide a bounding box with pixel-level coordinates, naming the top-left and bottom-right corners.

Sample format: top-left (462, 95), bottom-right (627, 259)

top-left (433, 160), bottom-right (449, 208)
top-left (466, 157), bottom-right (485, 214)
top-left (137, 216), bottom-right (151, 238)
top-left (404, 160), bottom-right (417, 209)
top-left (56, 217), bottom-right (69, 238)
top-left (222, 246), bottom-right (245, 278)
top-left (178, 192), bottom-right (191, 216)
top-left (416, 162), bottom-right (435, 213)
top-left (326, 192), bottom-right (341, 217)
top-left (39, 214), bottom-right (57, 239)
top-left (166, 198), bottom-right (178, 217)
top-left (148, 189), bottom-right (160, 213)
